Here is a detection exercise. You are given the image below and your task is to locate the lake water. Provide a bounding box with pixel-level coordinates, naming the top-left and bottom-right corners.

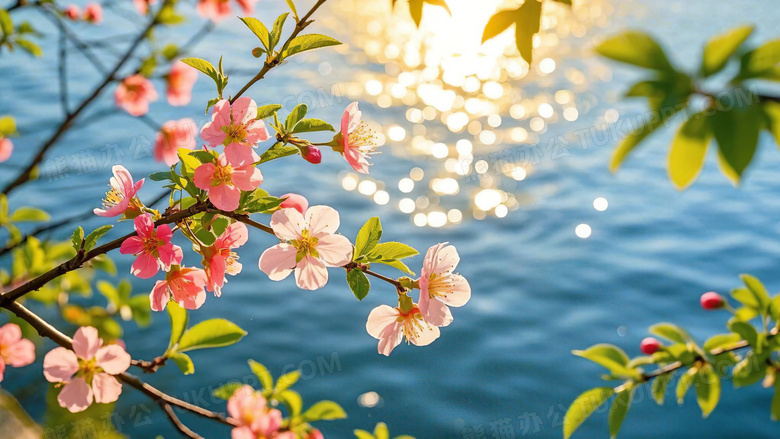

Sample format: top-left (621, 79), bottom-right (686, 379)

top-left (2, 0), bottom-right (780, 437)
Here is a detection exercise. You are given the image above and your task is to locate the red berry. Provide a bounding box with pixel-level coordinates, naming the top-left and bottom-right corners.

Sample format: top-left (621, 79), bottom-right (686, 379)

top-left (640, 337), bottom-right (662, 355)
top-left (700, 292), bottom-right (725, 310)
top-left (307, 429), bottom-right (324, 439)
top-left (302, 145), bottom-right (322, 164)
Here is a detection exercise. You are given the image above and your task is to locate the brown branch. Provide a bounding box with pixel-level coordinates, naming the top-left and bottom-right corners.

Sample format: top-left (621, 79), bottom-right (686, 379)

top-left (1, 0), bottom-right (174, 195)
top-left (158, 402), bottom-right (204, 439)
top-left (1, 300), bottom-right (237, 427)
top-left (229, 0), bottom-right (328, 103)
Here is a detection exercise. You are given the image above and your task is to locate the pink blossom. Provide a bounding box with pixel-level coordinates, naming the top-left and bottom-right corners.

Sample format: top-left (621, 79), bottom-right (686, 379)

top-left (63, 5), bottom-right (80, 19)
top-left (202, 222), bottom-right (248, 296)
top-left (120, 214), bottom-right (182, 279)
top-left (83, 3), bottom-right (102, 23)
top-left (193, 153), bottom-right (263, 212)
top-left (417, 243), bottom-right (470, 327)
top-left (259, 206), bottom-right (353, 290)
top-left (0, 137), bottom-right (12, 162)
top-left (279, 193), bottom-right (308, 215)
top-left (337, 102), bottom-right (378, 174)
top-left (154, 118), bottom-right (197, 166)
top-left (115, 75), bottom-right (158, 117)
top-left (307, 429), bottom-right (324, 439)
top-left (301, 145), bottom-right (322, 164)
top-left (0, 323), bottom-right (35, 382)
top-left (94, 165), bottom-right (145, 217)
top-left (228, 385), bottom-right (295, 439)
top-left (43, 327), bottom-right (131, 413)
top-left (133, 0), bottom-right (156, 14)
top-left (200, 98), bottom-right (270, 166)
top-left (366, 304), bottom-right (441, 356)
top-left (167, 61), bottom-right (198, 106)
top-left (197, 0), bottom-right (257, 22)
top-left (149, 265), bottom-right (209, 311)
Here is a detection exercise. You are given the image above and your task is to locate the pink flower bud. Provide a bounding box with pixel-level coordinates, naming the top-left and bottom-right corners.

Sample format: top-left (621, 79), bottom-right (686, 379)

top-left (279, 193), bottom-right (309, 215)
top-left (700, 292), bottom-right (725, 310)
top-left (307, 429), bottom-right (324, 439)
top-left (302, 145), bottom-right (322, 164)
top-left (64, 5), bottom-right (80, 19)
top-left (640, 337), bottom-right (662, 355)
top-left (83, 3), bottom-right (102, 23)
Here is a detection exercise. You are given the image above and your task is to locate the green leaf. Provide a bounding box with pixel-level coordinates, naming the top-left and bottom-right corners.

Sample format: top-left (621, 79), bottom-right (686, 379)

top-left (213, 382), bottom-right (243, 400)
top-left (0, 9), bottom-right (12, 36)
top-left (355, 431), bottom-right (373, 439)
top-left (649, 323), bottom-right (692, 345)
top-left (609, 112), bottom-right (666, 172)
top-left (239, 17), bottom-right (271, 50)
top-left (375, 258), bottom-right (415, 275)
top-left (738, 39), bottom-right (780, 80)
top-left (150, 171), bottom-right (174, 182)
top-left (256, 104), bottom-right (282, 120)
top-left (301, 401), bottom-right (347, 422)
top-left (651, 373), bottom-right (672, 405)
top-left (668, 112), bottom-right (710, 190)
top-left (10, 207), bottom-right (49, 222)
top-left (609, 385), bottom-right (633, 439)
top-left (596, 31), bottom-right (675, 71)
top-left (563, 387), bottom-right (614, 439)
top-left (249, 360), bottom-right (274, 393)
top-left (702, 333), bottom-right (742, 352)
top-left (676, 367), bottom-right (697, 404)
top-left (0, 116), bottom-right (15, 137)
top-left (729, 321), bottom-right (758, 348)
top-left (770, 295), bottom-right (780, 324)
top-left (292, 118), bottom-right (335, 133)
top-left (374, 422), bottom-right (390, 439)
top-left (513, 0), bottom-right (542, 64)
top-left (367, 242), bottom-right (418, 261)
top-left (285, 104), bottom-right (308, 132)
top-left (84, 225), bottom-right (112, 252)
top-left (71, 226), bottom-right (84, 252)
top-left (277, 389), bottom-right (303, 416)
top-left (354, 217), bottom-right (382, 258)
top-left (269, 13), bottom-right (289, 50)
top-left (733, 351), bottom-right (766, 388)
top-left (15, 38), bottom-right (41, 57)
top-left (694, 363), bottom-right (720, 418)
top-left (283, 34), bottom-right (341, 58)
top-left (481, 9), bottom-right (518, 43)
top-left (170, 352), bottom-right (194, 375)
top-left (285, 0), bottom-right (298, 18)
top-left (711, 101), bottom-right (762, 183)
top-left (259, 143), bottom-right (299, 164)
top-left (572, 344), bottom-right (641, 379)
top-left (740, 274), bottom-right (771, 314)
top-left (275, 370), bottom-right (300, 393)
top-left (167, 302), bottom-right (188, 350)
top-left (347, 269), bottom-right (370, 301)
top-left (771, 378), bottom-right (780, 421)
top-left (177, 319), bottom-right (247, 352)
top-left (701, 25), bottom-right (754, 77)
top-left (181, 57), bottom-right (218, 80)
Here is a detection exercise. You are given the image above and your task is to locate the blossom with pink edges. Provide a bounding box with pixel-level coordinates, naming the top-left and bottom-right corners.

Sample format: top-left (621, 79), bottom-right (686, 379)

top-left (120, 214), bottom-right (182, 279)
top-left (200, 98), bottom-right (270, 166)
top-left (0, 138), bottom-right (12, 162)
top-left (366, 303), bottom-right (440, 356)
top-left (0, 323), bottom-right (35, 382)
top-left (259, 206), bottom-right (353, 290)
top-left (279, 193), bottom-right (308, 215)
top-left (167, 61), bottom-right (198, 106)
top-left (193, 153), bottom-right (263, 212)
top-left (115, 75), bottom-right (158, 117)
top-left (337, 102), bottom-right (378, 174)
top-left (150, 265), bottom-right (209, 311)
top-left (43, 327), bottom-right (131, 413)
top-left (197, 0), bottom-right (258, 22)
top-left (228, 385), bottom-right (296, 439)
top-left (154, 118), bottom-right (197, 166)
top-left (93, 165), bottom-right (144, 218)
top-left (417, 243), bottom-right (471, 327)
top-left (202, 222), bottom-right (248, 296)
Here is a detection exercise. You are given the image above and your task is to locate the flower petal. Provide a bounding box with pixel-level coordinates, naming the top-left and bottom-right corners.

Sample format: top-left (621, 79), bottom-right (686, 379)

top-left (72, 326), bottom-right (101, 360)
top-left (294, 256), bottom-right (328, 290)
top-left (119, 236), bottom-right (145, 255)
top-left (258, 244), bottom-right (296, 281)
top-left (131, 252), bottom-right (160, 279)
top-left (209, 183), bottom-right (241, 212)
top-left (6, 339), bottom-right (35, 367)
top-left (421, 299), bottom-right (453, 327)
top-left (366, 305), bottom-right (400, 339)
top-left (231, 165), bottom-right (263, 191)
top-left (315, 234), bottom-right (353, 267)
top-left (92, 373), bottom-right (123, 404)
top-left (150, 280), bottom-right (171, 311)
top-left (193, 162), bottom-right (217, 190)
top-left (270, 208), bottom-right (304, 241)
top-left (43, 347), bottom-right (79, 382)
top-left (96, 345), bottom-right (131, 375)
top-left (306, 205), bottom-right (340, 236)
top-left (58, 377), bottom-right (93, 413)
top-left (377, 321), bottom-right (403, 356)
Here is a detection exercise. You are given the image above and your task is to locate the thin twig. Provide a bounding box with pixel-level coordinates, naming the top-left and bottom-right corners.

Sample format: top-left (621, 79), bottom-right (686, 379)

top-left (158, 402), bottom-right (205, 439)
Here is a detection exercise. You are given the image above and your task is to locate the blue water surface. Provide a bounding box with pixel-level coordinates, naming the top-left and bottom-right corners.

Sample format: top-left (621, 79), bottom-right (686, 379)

top-left (2, 0), bottom-right (780, 438)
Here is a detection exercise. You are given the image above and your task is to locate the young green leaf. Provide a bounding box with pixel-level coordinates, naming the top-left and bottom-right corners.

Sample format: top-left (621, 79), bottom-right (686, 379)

top-left (733, 351), bottom-right (766, 388)
top-left (0, 116), bottom-right (15, 137)
top-left (596, 31), bottom-right (675, 72)
top-left (170, 352), bottom-right (194, 375)
top-left (572, 344), bottom-right (641, 379)
top-left (275, 370), bottom-right (300, 393)
top-left (259, 143), bottom-right (299, 164)
top-left (0, 9), bottom-right (12, 36)
top-left (283, 34), bottom-right (341, 58)
top-left (276, 389), bottom-right (303, 416)
top-left (676, 367), bottom-right (697, 404)
top-left (15, 39), bottom-right (41, 57)
top-left (239, 17), bottom-right (271, 50)
top-left (301, 401), bottom-right (347, 422)
top-left (71, 226), bottom-right (84, 252)
top-left (740, 274), bottom-right (771, 314)
top-left (292, 118), bottom-right (335, 133)
top-left (180, 58), bottom-right (219, 83)
top-left (269, 13), bottom-right (289, 50)
top-left (482, 9), bottom-right (518, 43)
top-left (367, 242), bottom-right (418, 261)
top-left (213, 382), bottom-right (244, 400)
top-left (772, 379), bottom-right (780, 421)
top-left (347, 269), bottom-right (370, 301)
top-left (167, 302), bottom-right (188, 350)
top-left (177, 319), bottom-right (247, 352)
top-left (513, 0), bottom-right (541, 64)
top-left (249, 359), bottom-right (274, 394)
top-left (737, 39), bottom-right (780, 80)
top-left (354, 217), bottom-right (382, 258)
top-left (711, 102), bottom-right (761, 183)
top-left (668, 112), bottom-right (710, 190)
top-left (84, 225), bottom-right (113, 252)
top-left (285, 103), bottom-right (308, 132)
top-left (608, 385), bottom-right (633, 439)
top-left (648, 323), bottom-right (692, 345)
top-left (563, 387), bottom-right (614, 439)
top-left (694, 363), bottom-right (720, 418)
top-left (651, 372), bottom-right (672, 405)
top-left (701, 25), bottom-right (754, 77)
top-left (256, 104), bottom-right (282, 120)
top-left (10, 207), bottom-right (49, 223)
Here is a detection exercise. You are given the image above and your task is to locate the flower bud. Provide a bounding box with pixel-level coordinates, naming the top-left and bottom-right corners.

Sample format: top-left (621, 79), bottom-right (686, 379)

top-left (252, 47), bottom-right (264, 58)
top-left (301, 145), bottom-right (322, 164)
top-left (279, 193), bottom-right (308, 215)
top-left (307, 429), bottom-right (324, 439)
top-left (640, 337), bottom-right (662, 355)
top-left (64, 5), bottom-right (80, 19)
top-left (700, 292), bottom-right (725, 310)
